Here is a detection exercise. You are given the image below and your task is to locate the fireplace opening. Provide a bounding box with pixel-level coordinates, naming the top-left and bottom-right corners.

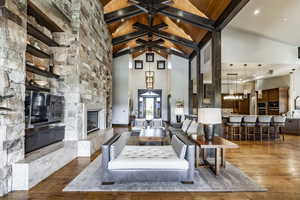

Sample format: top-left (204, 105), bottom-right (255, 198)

top-left (87, 111), bottom-right (100, 134)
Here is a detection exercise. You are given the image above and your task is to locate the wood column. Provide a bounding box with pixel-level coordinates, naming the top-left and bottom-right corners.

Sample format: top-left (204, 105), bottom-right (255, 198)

top-left (211, 31), bottom-right (222, 136)
top-left (211, 31), bottom-right (222, 108)
top-left (196, 50), bottom-right (203, 111)
top-left (188, 59), bottom-right (193, 114)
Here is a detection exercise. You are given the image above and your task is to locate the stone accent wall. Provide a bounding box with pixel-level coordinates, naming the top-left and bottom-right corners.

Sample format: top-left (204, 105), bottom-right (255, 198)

top-left (78, 0), bottom-right (112, 128)
top-left (57, 0), bottom-right (112, 141)
top-left (0, 0), bottom-right (27, 196)
top-left (0, 0), bottom-right (112, 196)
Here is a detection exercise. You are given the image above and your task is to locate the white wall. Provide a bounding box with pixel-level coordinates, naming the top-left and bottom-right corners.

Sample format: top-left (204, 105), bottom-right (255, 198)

top-left (170, 55), bottom-right (189, 123)
top-left (222, 27), bottom-right (300, 65)
top-left (130, 53), bottom-right (169, 120)
top-left (112, 55), bottom-right (129, 125)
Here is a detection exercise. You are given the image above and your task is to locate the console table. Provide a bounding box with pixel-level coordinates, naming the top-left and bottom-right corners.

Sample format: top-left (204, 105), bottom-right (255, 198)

top-left (139, 128), bottom-right (166, 142)
top-left (191, 136), bottom-right (239, 175)
top-left (127, 128), bottom-right (169, 145)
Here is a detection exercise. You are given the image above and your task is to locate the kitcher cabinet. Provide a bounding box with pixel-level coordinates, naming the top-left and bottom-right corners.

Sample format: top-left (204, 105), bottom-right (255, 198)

top-left (257, 88), bottom-right (288, 115)
top-left (284, 119), bottom-right (300, 135)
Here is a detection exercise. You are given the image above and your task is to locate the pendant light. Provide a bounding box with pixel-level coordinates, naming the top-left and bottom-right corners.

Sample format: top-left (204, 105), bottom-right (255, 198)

top-left (145, 51), bottom-right (154, 90)
top-left (223, 73), bottom-right (243, 100)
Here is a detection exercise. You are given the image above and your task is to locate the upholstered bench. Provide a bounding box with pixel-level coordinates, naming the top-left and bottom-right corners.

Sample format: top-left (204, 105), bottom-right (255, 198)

top-left (100, 133), bottom-right (195, 184)
top-left (108, 146), bottom-right (189, 170)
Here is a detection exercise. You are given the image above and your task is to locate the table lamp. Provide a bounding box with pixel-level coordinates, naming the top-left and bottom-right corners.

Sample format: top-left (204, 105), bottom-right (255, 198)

top-left (198, 108), bottom-right (222, 141)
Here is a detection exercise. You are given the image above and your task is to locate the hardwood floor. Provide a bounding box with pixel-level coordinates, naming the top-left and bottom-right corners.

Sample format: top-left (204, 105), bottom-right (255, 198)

top-left (2, 127), bottom-right (300, 200)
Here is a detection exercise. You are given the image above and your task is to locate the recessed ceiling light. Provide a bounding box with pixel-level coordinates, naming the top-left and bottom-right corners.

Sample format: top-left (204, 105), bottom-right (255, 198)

top-left (254, 9), bottom-right (260, 16)
top-left (281, 18), bottom-right (288, 22)
top-left (176, 19), bottom-right (181, 23)
top-left (121, 18), bottom-right (125, 22)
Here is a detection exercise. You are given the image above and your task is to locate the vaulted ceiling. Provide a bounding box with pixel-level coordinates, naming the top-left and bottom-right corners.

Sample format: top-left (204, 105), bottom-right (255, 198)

top-left (100, 0), bottom-right (248, 59)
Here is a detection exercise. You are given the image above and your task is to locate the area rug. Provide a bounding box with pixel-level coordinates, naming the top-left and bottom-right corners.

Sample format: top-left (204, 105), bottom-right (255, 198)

top-left (63, 155), bottom-right (266, 192)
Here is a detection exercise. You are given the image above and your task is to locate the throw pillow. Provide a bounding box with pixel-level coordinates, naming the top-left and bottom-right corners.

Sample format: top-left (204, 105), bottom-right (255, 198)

top-left (171, 136), bottom-right (187, 159)
top-left (181, 119), bottom-right (192, 132)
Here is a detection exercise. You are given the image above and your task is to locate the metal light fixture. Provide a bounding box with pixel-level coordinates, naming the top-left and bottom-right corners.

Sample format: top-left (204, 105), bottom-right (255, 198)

top-left (145, 70), bottom-right (154, 89)
top-left (223, 73), bottom-right (243, 100)
top-left (145, 52), bottom-right (155, 90)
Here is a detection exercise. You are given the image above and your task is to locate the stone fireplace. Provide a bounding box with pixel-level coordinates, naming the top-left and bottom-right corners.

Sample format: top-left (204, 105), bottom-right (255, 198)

top-left (87, 110), bottom-right (100, 134)
top-left (82, 103), bottom-right (106, 139)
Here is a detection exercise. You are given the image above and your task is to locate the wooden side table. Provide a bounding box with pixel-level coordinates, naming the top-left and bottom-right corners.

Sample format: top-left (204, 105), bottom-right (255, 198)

top-left (190, 136), bottom-right (239, 176)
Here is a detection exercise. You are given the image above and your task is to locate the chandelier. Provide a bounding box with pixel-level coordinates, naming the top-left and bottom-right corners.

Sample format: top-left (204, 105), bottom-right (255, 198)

top-left (145, 71), bottom-right (154, 89)
top-left (145, 53), bottom-right (154, 90)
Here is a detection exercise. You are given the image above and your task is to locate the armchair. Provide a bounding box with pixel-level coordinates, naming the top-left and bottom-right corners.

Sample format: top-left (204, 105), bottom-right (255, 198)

top-left (131, 118), bottom-right (147, 132)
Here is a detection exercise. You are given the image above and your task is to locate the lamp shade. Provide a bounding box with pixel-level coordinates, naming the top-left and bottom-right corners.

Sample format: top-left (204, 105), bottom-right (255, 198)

top-left (198, 108), bottom-right (222, 125)
top-left (175, 107), bottom-right (184, 115)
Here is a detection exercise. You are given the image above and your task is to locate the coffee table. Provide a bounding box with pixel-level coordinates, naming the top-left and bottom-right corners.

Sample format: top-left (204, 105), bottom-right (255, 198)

top-left (190, 136), bottom-right (239, 175)
top-left (127, 128), bottom-right (169, 145)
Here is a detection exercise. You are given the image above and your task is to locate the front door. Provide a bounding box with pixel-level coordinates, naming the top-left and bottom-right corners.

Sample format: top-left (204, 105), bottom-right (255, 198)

top-left (138, 89), bottom-right (162, 119)
top-left (145, 97), bottom-right (154, 120)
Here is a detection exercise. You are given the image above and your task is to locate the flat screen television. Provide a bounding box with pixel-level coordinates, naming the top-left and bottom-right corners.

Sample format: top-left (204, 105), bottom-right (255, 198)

top-left (25, 91), bottom-right (64, 128)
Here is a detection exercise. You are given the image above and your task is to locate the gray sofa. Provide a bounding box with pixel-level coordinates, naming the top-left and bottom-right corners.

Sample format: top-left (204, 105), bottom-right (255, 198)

top-left (100, 133), bottom-right (195, 184)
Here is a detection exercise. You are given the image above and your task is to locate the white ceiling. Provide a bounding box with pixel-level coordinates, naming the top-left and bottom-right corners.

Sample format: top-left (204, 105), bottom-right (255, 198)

top-left (221, 0), bottom-right (300, 82)
top-left (229, 0), bottom-right (300, 46)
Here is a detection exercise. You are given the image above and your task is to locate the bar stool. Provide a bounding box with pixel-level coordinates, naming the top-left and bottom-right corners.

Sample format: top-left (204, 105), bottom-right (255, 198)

top-left (226, 116), bottom-right (243, 141)
top-left (257, 116), bottom-right (273, 142)
top-left (242, 115), bottom-right (257, 141)
top-left (272, 116), bottom-right (286, 141)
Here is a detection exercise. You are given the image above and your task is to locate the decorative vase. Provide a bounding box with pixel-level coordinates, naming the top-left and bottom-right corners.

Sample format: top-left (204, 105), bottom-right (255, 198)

top-left (203, 124), bottom-right (215, 141)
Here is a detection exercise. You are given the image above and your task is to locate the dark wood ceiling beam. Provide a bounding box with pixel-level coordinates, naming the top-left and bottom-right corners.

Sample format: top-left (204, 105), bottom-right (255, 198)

top-left (104, 5), bottom-right (144, 24)
top-left (133, 23), bottom-right (198, 50)
top-left (112, 30), bottom-right (148, 45)
top-left (113, 44), bottom-right (189, 59)
top-left (112, 23), bottom-right (167, 45)
top-left (129, 0), bottom-right (173, 11)
top-left (214, 0), bottom-right (249, 31)
top-left (130, 0), bottom-right (173, 4)
top-left (128, 2), bottom-right (215, 31)
top-left (113, 45), bottom-right (146, 58)
top-left (152, 45), bottom-right (189, 59)
top-left (129, 0), bottom-right (150, 13)
top-left (189, 0), bottom-right (250, 59)
top-left (158, 6), bottom-right (216, 32)
top-left (136, 38), bottom-right (164, 46)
